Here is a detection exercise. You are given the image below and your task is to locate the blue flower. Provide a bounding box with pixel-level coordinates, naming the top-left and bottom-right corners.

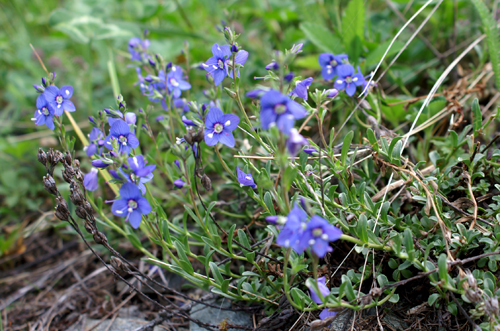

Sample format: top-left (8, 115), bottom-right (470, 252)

top-left (303, 148), bottom-right (318, 155)
top-left (276, 204), bottom-right (309, 254)
top-left (33, 94), bottom-right (55, 130)
top-left (110, 183), bottom-right (151, 229)
top-left (204, 107), bottom-right (240, 147)
top-left (287, 129), bottom-right (308, 156)
top-left (334, 64), bottom-right (365, 97)
top-left (174, 98), bottom-right (190, 112)
top-left (92, 159), bottom-right (109, 168)
top-left (167, 66), bottom-right (191, 98)
top-left (128, 37), bottom-right (150, 62)
top-left (108, 110), bottom-right (137, 128)
top-left (182, 116), bottom-right (197, 128)
top-left (83, 168), bottom-right (99, 191)
top-left (290, 77), bottom-right (313, 101)
top-left (44, 85), bottom-right (76, 116)
top-left (104, 120), bottom-right (140, 155)
top-left (174, 178), bottom-right (185, 188)
top-left (203, 43), bottom-right (231, 86)
top-left (318, 53), bottom-right (348, 81)
top-left (300, 215), bottom-right (342, 258)
top-left (203, 44), bottom-right (248, 86)
top-left (306, 277), bottom-right (337, 321)
top-left (265, 62), bottom-right (279, 70)
top-left (129, 155), bottom-right (156, 178)
top-left (86, 127), bottom-right (105, 157)
top-left (236, 166), bottom-right (256, 188)
top-left (259, 90), bottom-right (307, 135)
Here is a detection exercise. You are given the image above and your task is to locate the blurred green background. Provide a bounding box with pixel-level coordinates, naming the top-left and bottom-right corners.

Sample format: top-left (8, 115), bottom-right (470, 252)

top-left (0, 0), bottom-right (484, 255)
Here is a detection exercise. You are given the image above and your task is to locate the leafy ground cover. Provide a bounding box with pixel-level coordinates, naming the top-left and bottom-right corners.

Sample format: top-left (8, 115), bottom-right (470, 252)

top-left (2, 0), bottom-right (500, 330)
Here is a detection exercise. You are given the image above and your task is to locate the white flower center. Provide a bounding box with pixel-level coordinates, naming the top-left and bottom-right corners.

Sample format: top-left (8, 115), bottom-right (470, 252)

top-left (170, 78), bottom-right (179, 87)
top-left (217, 59), bottom-right (224, 69)
top-left (56, 95), bottom-right (63, 104)
top-left (312, 228), bottom-right (323, 237)
top-left (42, 107), bottom-right (49, 116)
top-left (128, 199), bottom-right (137, 211)
top-left (274, 104), bottom-right (287, 114)
top-left (214, 123), bottom-right (224, 133)
top-left (330, 59), bottom-right (337, 66)
top-left (118, 135), bottom-right (128, 145)
top-left (345, 76), bottom-right (353, 83)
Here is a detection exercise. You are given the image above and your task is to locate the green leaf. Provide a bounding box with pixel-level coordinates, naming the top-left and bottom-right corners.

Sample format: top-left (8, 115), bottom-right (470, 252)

top-left (227, 224), bottom-right (236, 255)
top-left (237, 229), bottom-right (251, 249)
top-left (209, 262), bottom-right (224, 285)
top-left (174, 240), bottom-right (194, 275)
top-left (300, 22), bottom-right (345, 53)
top-left (438, 254), bottom-right (448, 283)
top-left (357, 214), bottom-right (368, 243)
top-left (220, 279), bottom-right (230, 293)
top-left (283, 167), bottom-right (298, 191)
top-left (125, 227), bottom-right (142, 250)
top-left (367, 128), bottom-right (377, 145)
top-left (472, 98), bottom-right (482, 135)
top-left (264, 192), bottom-right (275, 215)
top-left (290, 288), bottom-right (305, 309)
top-left (341, 0), bottom-right (365, 52)
top-left (341, 131), bottom-right (354, 166)
top-left (471, 0), bottom-right (500, 90)
top-left (428, 293), bottom-right (440, 306)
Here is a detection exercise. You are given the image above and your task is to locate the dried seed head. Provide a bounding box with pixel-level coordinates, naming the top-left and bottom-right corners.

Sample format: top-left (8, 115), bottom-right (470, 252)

top-left (84, 222), bottom-right (94, 234)
top-left (62, 166), bottom-right (75, 183)
top-left (193, 128), bottom-right (205, 143)
top-left (360, 294), bottom-right (372, 306)
top-left (43, 174), bottom-right (58, 195)
top-left (465, 289), bottom-right (483, 303)
top-left (53, 150), bottom-right (64, 166)
top-left (64, 151), bottom-right (72, 166)
top-left (75, 205), bottom-right (88, 219)
top-left (201, 174), bottom-right (212, 191)
top-left (55, 196), bottom-right (70, 221)
top-left (183, 128), bottom-right (195, 145)
top-left (369, 287), bottom-right (383, 298)
top-left (93, 231), bottom-right (107, 244)
top-left (110, 256), bottom-right (127, 272)
top-left (75, 169), bottom-right (85, 183)
top-left (37, 148), bottom-right (47, 166)
top-left (82, 200), bottom-right (93, 214)
top-left (73, 159), bottom-right (80, 169)
top-left (69, 182), bottom-right (84, 205)
top-left (485, 297), bottom-right (499, 318)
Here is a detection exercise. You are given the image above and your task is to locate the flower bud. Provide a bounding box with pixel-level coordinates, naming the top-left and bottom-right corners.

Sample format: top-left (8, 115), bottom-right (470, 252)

top-left (224, 87), bottom-right (237, 100)
top-left (265, 62), bottom-right (279, 70)
top-left (231, 44), bottom-right (239, 53)
top-left (50, 72), bottom-right (56, 82)
top-left (37, 148), bottom-right (47, 166)
top-left (284, 72), bottom-right (294, 83)
top-left (166, 62), bottom-right (172, 71)
top-left (148, 58), bottom-right (156, 67)
top-left (33, 84), bottom-right (45, 93)
top-left (43, 174), bottom-right (58, 195)
top-left (89, 116), bottom-right (96, 125)
top-left (291, 43), bottom-right (303, 54)
top-left (223, 26), bottom-right (234, 44)
top-left (326, 89), bottom-right (339, 98)
top-left (41, 77), bottom-right (48, 87)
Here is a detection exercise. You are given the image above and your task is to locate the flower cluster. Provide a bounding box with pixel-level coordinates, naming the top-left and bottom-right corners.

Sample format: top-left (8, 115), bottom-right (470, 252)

top-left (32, 79), bottom-right (76, 130)
top-left (318, 53), bottom-right (371, 97)
top-left (272, 205), bottom-right (342, 258)
top-left (203, 43), bottom-right (249, 86)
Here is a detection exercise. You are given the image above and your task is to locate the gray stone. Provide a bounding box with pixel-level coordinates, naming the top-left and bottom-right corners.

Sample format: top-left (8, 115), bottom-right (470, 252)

top-left (67, 316), bottom-right (163, 331)
top-left (189, 299), bottom-right (253, 331)
top-left (382, 313), bottom-right (408, 330)
top-left (118, 305), bottom-right (146, 319)
top-left (329, 311), bottom-right (352, 331)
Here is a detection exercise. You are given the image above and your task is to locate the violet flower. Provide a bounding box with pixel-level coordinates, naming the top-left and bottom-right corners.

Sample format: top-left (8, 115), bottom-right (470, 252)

top-left (44, 85), bottom-right (76, 116)
top-left (128, 37), bottom-right (150, 62)
top-left (83, 168), bottom-right (99, 191)
top-left (174, 178), bottom-right (185, 188)
top-left (236, 166), bottom-right (257, 188)
top-left (110, 183), bottom-right (151, 229)
top-left (204, 107), bottom-right (240, 147)
top-left (86, 127), bottom-right (105, 157)
top-left (203, 43), bottom-right (231, 86)
top-left (299, 215), bottom-right (343, 258)
top-left (318, 53), bottom-right (348, 81)
top-left (276, 204), bottom-right (309, 254)
top-left (104, 120), bottom-right (140, 155)
top-left (167, 66), bottom-right (191, 98)
top-left (287, 129), bottom-right (308, 156)
top-left (129, 155), bottom-right (156, 178)
top-left (33, 94), bottom-right (55, 130)
top-left (334, 64), bottom-right (365, 97)
top-left (290, 77), bottom-right (313, 100)
top-left (259, 90), bottom-right (307, 134)
top-left (306, 277), bottom-right (337, 320)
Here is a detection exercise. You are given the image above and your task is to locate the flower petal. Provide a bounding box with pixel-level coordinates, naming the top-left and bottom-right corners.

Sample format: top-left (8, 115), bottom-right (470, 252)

top-left (222, 113), bottom-right (240, 131)
top-left (127, 133), bottom-right (140, 149)
top-left (128, 210), bottom-right (142, 229)
top-left (213, 69), bottom-right (226, 86)
top-left (234, 50), bottom-right (249, 65)
top-left (286, 100), bottom-right (307, 120)
top-left (276, 114), bottom-right (295, 135)
top-left (36, 94), bottom-right (47, 109)
top-left (345, 83), bottom-right (356, 97)
top-left (111, 198), bottom-right (128, 217)
top-left (60, 85), bottom-right (73, 99)
top-left (218, 131), bottom-right (235, 147)
top-left (138, 197), bottom-right (152, 215)
top-left (318, 53), bottom-right (333, 67)
top-left (119, 182), bottom-right (141, 200)
top-left (63, 100), bottom-right (76, 112)
top-left (204, 129), bottom-right (219, 146)
top-left (205, 107), bottom-right (224, 128)
top-left (260, 108), bottom-right (277, 130)
top-left (44, 86), bottom-right (59, 103)
top-left (110, 120), bottom-right (130, 137)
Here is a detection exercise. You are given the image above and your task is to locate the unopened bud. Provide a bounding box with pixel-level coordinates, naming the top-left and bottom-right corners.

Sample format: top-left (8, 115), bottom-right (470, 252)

top-left (89, 116), bottom-right (96, 125)
top-left (33, 84), bottom-right (45, 93)
top-left (265, 62), bottom-right (279, 71)
top-left (166, 62), bottom-right (172, 71)
top-left (201, 174), bottom-right (212, 191)
top-left (224, 87), bottom-right (237, 99)
top-left (223, 26), bottom-right (234, 44)
top-left (50, 72), bottom-right (56, 82)
top-left (41, 77), bottom-right (48, 87)
top-left (231, 44), bottom-right (239, 53)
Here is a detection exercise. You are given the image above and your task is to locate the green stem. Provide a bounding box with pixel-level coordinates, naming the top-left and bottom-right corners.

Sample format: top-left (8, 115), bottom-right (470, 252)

top-left (214, 145), bottom-right (237, 181)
